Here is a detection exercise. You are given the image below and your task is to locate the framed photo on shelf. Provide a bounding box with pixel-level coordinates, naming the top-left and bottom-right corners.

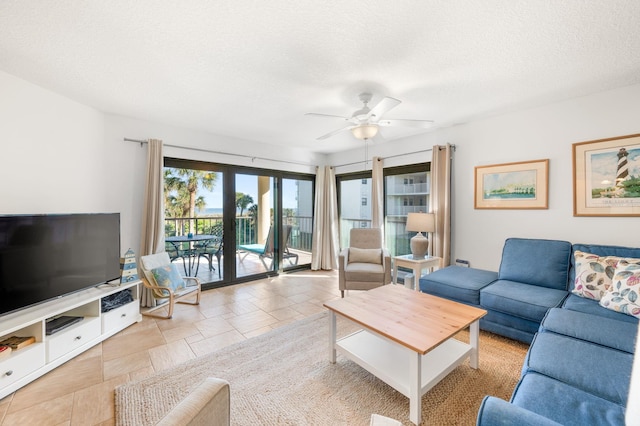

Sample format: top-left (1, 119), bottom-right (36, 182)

top-left (573, 133), bottom-right (640, 217)
top-left (474, 159), bottom-right (549, 209)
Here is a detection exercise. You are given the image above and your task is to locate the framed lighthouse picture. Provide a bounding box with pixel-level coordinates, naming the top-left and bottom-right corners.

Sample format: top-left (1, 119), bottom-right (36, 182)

top-left (573, 133), bottom-right (640, 216)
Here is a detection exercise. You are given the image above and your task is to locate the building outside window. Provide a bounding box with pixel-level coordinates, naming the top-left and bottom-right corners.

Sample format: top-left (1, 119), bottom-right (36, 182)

top-left (337, 173), bottom-right (372, 248)
top-left (384, 164), bottom-right (430, 257)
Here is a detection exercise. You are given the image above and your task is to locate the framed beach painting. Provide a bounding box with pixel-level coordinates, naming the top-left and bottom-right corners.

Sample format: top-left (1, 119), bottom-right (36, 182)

top-left (573, 133), bottom-right (640, 216)
top-left (474, 159), bottom-right (549, 209)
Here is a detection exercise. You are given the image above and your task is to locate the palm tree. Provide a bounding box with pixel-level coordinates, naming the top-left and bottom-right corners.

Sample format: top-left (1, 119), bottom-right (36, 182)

top-left (236, 193), bottom-right (254, 216)
top-left (164, 168), bottom-right (217, 234)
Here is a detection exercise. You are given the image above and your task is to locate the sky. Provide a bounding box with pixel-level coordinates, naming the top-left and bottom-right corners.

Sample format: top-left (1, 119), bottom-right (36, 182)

top-left (588, 145), bottom-right (640, 188)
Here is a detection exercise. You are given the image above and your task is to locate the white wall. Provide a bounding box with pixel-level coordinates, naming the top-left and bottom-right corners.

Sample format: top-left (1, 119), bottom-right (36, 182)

top-left (0, 71), bottom-right (148, 253)
top-left (328, 84), bottom-right (640, 270)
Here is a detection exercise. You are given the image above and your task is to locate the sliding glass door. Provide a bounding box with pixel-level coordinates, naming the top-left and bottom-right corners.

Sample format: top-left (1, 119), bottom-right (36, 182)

top-left (164, 158), bottom-right (313, 288)
top-left (282, 178), bottom-right (313, 271)
top-left (235, 173), bottom-right (276, 279)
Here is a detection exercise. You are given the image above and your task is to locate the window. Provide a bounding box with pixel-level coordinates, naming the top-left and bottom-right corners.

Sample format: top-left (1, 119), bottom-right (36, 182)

top-left (337, 172), bottom-right (372, 249)
top-left (384, 164), bottom-right (431, 257)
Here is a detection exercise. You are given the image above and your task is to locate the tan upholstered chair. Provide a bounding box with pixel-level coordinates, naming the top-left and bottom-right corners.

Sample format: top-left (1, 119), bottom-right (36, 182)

top-left (338, 228), bottom-right (392, 297)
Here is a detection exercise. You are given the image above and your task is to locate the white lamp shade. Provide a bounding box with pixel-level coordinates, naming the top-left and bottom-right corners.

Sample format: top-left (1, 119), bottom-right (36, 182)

top-left (351, 124), bottom-right (379, 140)
top-left (406, 212), bottom-right (435, 258)
top-left (406, 212), bottom-right (435, 233)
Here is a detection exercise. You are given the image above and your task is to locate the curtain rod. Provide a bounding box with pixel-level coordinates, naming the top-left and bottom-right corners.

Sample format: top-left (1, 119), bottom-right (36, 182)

top-left (333, 145), bottom-right (455, 169)
top-left (124, 138), bottom-right (314, 167)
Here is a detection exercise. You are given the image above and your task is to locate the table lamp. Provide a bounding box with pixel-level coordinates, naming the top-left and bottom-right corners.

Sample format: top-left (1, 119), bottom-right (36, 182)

top-left (406, 212), bottom-right (435, 259)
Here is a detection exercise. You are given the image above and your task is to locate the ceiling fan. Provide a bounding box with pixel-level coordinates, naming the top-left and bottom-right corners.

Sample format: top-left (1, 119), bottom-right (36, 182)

top-left (305, 92), bottom-right (433, 141)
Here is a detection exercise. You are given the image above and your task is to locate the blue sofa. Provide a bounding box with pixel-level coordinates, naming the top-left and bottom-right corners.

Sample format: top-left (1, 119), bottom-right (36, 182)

top-left (418, 238), bottom-right (639, 425)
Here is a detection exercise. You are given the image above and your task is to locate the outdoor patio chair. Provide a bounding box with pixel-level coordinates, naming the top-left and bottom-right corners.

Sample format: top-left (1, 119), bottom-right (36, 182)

top-left (195, 223), bottom-right (224, 278)
top-left (237, 224), bottom-right (299, 269)
top-left (139, 252), bottom-right (201, 319)
top-left (165, 241), bottom-right (189, 275)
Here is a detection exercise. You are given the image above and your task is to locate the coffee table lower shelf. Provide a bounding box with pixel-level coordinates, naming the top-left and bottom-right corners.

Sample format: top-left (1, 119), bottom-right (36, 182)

top-left (336, 329), bottom-right (473, 423)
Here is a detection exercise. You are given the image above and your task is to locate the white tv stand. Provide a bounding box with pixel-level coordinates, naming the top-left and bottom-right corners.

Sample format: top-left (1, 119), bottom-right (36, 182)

top-left (0, 280), bottom-right (142, 400)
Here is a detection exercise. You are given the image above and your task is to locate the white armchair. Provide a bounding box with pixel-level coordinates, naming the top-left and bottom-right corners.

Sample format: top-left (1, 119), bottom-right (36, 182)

top-left (338, 228), bottom-right (391, 297)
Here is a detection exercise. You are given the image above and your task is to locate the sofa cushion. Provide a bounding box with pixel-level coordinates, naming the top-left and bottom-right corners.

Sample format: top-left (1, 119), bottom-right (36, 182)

top-left (572, 250), bottom-right (620, 300)
top-left (481, 310), bottom-right (541, 341)
top-left (348, 247), bottom-right (382, 264)
top-left (510, 372), bottom-right (626, 426)
top-left (480, 280), bottom-right (567, 322)
top-left (151, 263), bottom-right (186, 293)
top-left (344, 262), bottom-right (385, 282)
top-left (562, 294), bottom-right (639, 324)
top-left (477, 396), bottom-right (563, 426)
top-left (418, 266), bottom-right (497, 306)
top-left (599, 258), bottom-right (640, 319)
top-left (522, 332), bottom-right (633, 405)
top-left (498, 238), bottom-right (571, 290)
top-left (540, 308), bottom-right (638, 353)
top-left (570, 243), bottom-right (640, 291)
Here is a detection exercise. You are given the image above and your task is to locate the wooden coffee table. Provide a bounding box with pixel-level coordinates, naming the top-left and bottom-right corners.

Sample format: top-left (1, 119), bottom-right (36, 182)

top-left (323, 285), bottom-right (487, 425)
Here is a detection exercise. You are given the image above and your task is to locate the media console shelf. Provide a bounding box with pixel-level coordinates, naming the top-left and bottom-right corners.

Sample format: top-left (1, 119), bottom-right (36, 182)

top-left (0, 280), bottom-right (142, 400)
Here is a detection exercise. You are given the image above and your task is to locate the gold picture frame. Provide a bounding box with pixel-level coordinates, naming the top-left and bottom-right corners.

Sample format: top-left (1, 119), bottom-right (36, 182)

top-left (573, 133), bottom-right (640, 217)
top-left (474, 159), bottom-right (549, 209)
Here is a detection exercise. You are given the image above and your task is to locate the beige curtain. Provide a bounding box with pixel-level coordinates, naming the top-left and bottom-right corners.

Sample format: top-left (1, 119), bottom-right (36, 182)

top-left (140, 139), bottom-right (165, 307)
top-left (371, 157), bottom-right (384, 237)
top-left (430, 144), bottom-right (453, 266)
top-left (311, 166), bottom-right (340, 270)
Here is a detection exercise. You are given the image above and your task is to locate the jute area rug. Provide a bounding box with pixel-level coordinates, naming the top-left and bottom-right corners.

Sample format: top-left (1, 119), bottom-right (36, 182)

top-left (115, 312), bottom-right (528, 425)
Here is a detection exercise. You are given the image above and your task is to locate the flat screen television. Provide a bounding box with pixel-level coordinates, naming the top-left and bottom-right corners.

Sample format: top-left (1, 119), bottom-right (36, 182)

top-left (0, 213), bottom-right (121, 317)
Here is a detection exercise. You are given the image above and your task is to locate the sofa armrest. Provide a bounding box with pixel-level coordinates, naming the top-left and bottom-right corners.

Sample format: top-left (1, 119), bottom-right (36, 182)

top-left (476, 396), bottom-right (562, 426)
top-left (157, 377), bottom-right (230, 426)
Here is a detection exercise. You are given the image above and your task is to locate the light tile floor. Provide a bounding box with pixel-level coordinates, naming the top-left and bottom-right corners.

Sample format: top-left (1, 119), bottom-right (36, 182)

top-left (0, 270), bottom-right (340, 426)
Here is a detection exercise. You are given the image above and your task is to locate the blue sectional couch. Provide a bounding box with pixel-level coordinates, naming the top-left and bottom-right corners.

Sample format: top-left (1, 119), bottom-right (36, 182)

top-left (418, 238), bottom-right (640, 425)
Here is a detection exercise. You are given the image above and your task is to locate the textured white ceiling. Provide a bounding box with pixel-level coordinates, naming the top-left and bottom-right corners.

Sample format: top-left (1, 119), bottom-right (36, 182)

top-left (2, 1), bottom-right (640, 153)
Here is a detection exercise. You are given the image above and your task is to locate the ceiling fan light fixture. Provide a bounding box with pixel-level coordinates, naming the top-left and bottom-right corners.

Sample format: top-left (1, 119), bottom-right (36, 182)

top-left (351, 124), bottom-right (379, 140)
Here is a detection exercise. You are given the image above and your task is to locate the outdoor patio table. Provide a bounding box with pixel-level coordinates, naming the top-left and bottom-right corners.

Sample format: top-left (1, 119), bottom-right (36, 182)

top-left (166, 234), bottom-right (217, 276)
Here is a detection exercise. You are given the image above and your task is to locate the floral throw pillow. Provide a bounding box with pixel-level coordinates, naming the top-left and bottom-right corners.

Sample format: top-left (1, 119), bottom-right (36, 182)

top-left (599, 259), bottom-right (640, 319)
top-left (572, 251), bottom-right (620, 301)
top-left (151, 263), bottom-right (185, 294)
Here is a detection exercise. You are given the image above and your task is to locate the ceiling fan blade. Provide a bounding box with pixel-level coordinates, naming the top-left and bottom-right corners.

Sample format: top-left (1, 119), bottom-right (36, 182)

top-left (305, 112), bottom-right (350, 121)
top-left (316, 125), bottom-right (354, 140)
top-left (367, 96), bottom-right (401, 120)
top-left (377, 118), bottom-right (434, 128)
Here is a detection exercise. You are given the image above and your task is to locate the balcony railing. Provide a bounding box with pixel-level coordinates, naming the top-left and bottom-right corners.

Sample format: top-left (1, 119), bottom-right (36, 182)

top-left (386, 182), bottom-right (430, 195)
top-left (385, 205), bottom-right (429, 216)
top-left (165, 215), bottom-right (313, 251)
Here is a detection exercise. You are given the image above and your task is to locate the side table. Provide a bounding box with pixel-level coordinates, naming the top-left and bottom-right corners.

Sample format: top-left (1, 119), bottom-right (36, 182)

top-left (392, 254), bottom-right (442, 290)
